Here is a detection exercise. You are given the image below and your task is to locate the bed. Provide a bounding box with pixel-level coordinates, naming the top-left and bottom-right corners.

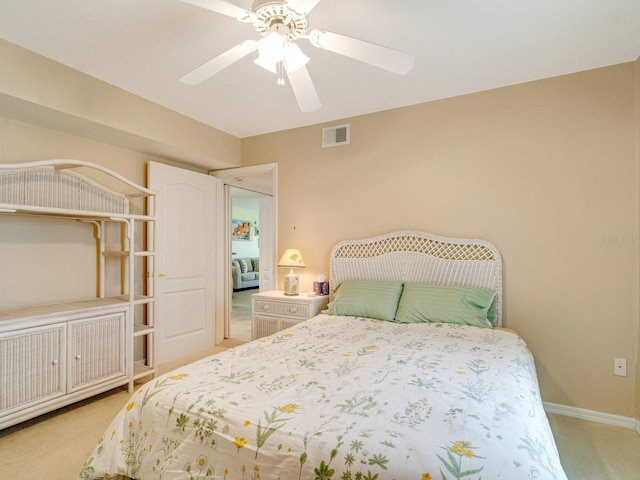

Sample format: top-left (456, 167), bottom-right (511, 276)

top-left (80, 231), bottom-right (567, 480)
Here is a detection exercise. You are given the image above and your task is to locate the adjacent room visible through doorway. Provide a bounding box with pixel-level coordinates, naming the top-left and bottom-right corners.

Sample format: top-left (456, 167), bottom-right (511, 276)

top-left (229, 186), bottom-right (270, 342)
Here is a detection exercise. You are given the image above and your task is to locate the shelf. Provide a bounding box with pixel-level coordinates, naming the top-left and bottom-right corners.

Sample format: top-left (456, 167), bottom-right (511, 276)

top-left (0, 297), bottom-right (130, 325)
top-left (103, 251), bottom-right (155, 258)
top-left (0, 202), bottom-right (155, 222)
top-left (103, 251), bottom-right (129, 257)
top-left (133, 324), bottom-right (154, 336)
top-left (133, 363), bottom-right (156, 380)
top-left (132, 295), bottom-right (154, 305)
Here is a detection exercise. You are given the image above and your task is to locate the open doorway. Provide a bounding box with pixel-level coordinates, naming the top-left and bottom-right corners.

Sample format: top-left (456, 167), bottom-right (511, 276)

top-left (211, 163), bottom-right (277, 345)
top-left (229, 186), bottom-right (269, 342)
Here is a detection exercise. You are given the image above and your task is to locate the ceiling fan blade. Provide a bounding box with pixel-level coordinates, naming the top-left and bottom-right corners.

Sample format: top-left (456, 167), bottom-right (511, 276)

top-left (286, 65), bottom-right (321, 112)
top-left (308, 29), bottom-right (414, 75)
top-left (180, 0), bottom-right (254, 22)
top-left (285, 0), bottom-right (322, 15)
top-left (180, 41), bottom-right (258, 85)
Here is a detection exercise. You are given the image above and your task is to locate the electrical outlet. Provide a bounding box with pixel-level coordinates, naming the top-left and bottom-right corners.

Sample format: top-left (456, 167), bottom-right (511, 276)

top-left (614, 358), bottom-right (627, 377)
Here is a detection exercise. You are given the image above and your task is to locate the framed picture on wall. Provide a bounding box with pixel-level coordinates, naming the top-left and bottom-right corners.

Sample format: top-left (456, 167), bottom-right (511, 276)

top-left (254, 223), bottom-right (260, 238)
top-left (231, 219), bottom-right (252, 241)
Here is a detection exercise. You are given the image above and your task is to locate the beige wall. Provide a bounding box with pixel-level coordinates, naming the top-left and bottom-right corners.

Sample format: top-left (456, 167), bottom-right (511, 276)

top-left (0, 39), bottom-right (240, 170)
top-left (1, 37), bottom-right (638, 419)
top-left (0, 117), bottom-right (194, 308)
top-left (242, 63), bottom-right (639, 418)
top-left (0, 40), bottom-right (236, 309)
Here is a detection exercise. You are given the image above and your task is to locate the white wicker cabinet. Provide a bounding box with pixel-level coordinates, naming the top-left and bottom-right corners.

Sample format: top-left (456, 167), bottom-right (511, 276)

top-left (0, 304), bottom-right (128, 427)
top-left (0, 160), bottom-right (156, 430)
top-left (251, 291), bottom-right (329, 339)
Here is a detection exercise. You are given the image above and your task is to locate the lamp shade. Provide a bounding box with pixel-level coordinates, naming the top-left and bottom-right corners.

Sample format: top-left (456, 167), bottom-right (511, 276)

top-left (278, 249), bottom-right (306, 268)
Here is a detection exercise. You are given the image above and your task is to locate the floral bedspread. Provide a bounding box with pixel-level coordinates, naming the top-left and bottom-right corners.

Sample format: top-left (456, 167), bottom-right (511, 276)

top-left (80, 314), bottom-right (567, 480)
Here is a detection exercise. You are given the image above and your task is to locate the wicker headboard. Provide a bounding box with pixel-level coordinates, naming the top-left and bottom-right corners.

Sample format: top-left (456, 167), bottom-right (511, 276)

top-left (329, 230), bottom-right (503, 326)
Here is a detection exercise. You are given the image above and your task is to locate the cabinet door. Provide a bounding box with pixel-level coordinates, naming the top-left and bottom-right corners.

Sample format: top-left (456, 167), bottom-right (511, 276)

top-left (68, 312), bottom-right (126, 392)
top-left (0, 324), bottom-right (66, 414)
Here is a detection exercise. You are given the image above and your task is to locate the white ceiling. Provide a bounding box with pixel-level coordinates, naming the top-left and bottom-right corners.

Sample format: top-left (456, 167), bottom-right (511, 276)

top-left (1, 0), bottom-right (639, 139)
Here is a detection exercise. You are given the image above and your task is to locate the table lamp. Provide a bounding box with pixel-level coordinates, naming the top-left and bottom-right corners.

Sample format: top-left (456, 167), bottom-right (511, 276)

top-left (278, 248), bottom-right (306, 296)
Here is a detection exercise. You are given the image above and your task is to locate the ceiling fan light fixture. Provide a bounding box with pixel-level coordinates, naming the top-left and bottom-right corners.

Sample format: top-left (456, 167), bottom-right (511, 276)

top-left (254, 55), bottom-right (277, 73)
top-left (254, 32), bottom-right (285, 72)
top-left (283, 43), bottom-right (309, 72)
top-left (259, 31), bottom-right (285, 59)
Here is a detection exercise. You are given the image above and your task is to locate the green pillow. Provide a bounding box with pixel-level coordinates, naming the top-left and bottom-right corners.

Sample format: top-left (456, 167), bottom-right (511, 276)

top-left (395, 283), bottom-right (496, 328)
top-left (328, 280), bottom-right (404, 321)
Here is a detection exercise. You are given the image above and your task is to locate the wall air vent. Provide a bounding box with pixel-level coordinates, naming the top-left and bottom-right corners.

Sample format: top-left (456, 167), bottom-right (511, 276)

top-left (322, 124), bottom-right (350, 148)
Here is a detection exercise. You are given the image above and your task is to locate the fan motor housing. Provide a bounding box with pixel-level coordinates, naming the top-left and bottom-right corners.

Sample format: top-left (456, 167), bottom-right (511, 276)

top-left (251, 1), bottom-right (308, 39)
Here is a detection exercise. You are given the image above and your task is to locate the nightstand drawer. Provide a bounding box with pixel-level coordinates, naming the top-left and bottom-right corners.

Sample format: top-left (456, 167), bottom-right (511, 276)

top-left (253, 299), bottom-right (310, 319)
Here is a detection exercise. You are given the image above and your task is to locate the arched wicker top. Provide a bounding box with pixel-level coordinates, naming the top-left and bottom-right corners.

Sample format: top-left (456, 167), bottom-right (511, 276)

top-left (329, 230), bottom-right (503, 326)
top-left (0, 159), bottom-right (154, 218)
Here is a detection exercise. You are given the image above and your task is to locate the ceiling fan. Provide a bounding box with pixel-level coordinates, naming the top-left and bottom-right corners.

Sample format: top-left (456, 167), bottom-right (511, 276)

top-left (179, 0), bottom-right (415, 112)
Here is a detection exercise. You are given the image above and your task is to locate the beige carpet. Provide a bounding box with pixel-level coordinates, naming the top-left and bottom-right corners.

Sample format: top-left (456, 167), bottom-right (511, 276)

top-left (548, 413), bottom-right (640, 479)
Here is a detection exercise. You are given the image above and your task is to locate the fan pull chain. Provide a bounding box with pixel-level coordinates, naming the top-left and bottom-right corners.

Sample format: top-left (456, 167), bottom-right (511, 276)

top-left (277, 62), bottom-right (285, 86)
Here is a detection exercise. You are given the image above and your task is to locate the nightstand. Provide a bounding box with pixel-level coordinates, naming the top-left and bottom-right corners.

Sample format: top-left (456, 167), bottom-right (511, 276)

top-left (251, 290), bottom-right (329, 340)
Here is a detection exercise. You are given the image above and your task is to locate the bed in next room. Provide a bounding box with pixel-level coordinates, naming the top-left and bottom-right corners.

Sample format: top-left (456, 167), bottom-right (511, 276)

top-left (80, 230), bottom-right (568, 480)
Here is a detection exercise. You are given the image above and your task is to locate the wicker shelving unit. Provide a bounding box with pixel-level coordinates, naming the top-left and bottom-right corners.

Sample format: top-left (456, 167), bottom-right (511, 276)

top-left (0, 160), bottom-right (156, 429)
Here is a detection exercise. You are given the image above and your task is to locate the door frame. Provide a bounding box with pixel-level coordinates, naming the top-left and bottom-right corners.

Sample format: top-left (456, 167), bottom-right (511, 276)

top-left (210, 163), bottom-right (278, 343)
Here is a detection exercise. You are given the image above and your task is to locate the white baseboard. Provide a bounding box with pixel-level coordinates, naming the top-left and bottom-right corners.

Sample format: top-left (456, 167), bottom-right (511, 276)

top-left (544, 402), bottom-right (640, 433)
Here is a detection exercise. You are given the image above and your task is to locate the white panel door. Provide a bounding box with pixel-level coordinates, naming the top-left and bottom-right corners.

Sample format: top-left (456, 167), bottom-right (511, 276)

top-left (150, 162), bottom-right (217, 365)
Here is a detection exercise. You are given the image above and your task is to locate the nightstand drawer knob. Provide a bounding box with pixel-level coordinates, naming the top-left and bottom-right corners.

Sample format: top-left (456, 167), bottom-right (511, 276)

top-left (262, 305), bottom-right (269, 311)
top-left (289, 307), bottom-right (298, 313)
